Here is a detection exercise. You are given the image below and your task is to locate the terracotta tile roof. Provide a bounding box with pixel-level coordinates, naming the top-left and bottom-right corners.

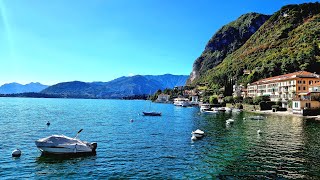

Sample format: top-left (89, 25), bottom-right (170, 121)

top-left (250, 71), bottom-right (320, 85)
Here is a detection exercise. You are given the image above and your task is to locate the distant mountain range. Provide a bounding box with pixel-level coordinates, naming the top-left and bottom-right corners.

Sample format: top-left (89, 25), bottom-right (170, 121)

top-left (41, 74), bottom-right (188, 99)
top-left (0, 82), bottom-right (48, 94)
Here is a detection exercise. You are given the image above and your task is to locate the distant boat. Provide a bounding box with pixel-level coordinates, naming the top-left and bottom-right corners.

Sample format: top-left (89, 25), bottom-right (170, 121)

top-left (143, 98), bottom-right (161, 116)
top-left (191, 129), bottom-right (205, 138)
top-left (35, 129), bottom-right (97, 156)
top-left (226, 119), bottom-right (235, 124)
top-left (142, 111), bottom-right (161, 116)
top-left (173, 98), bottom-right (190, 107)
top-left (249, 116), bottom-right (265, 120)
top-left (202, 110), bottom-right (218, 114)
top-left (200, 103), bottom-right (211, 112)
top-left (232, 108), bottom-right (243, 113)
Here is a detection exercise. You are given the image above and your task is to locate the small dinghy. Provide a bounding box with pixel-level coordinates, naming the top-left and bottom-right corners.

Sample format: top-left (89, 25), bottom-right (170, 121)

top-left (191, 129), bottom-right (205, 138)
top-left (35, 129), bottom-right (97, 156)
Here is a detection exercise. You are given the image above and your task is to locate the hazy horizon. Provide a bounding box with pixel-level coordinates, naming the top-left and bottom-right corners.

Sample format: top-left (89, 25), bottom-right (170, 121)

top-left (0, 73), bottom-right (190, 86)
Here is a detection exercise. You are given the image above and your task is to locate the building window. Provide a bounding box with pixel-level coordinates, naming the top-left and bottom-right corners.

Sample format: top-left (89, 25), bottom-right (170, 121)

top-left (309, 80), bottom-right (313, 85)
top-left (294, 102), bottom-right (298, 108)
top-left (303, 80), bottom-right (305, 84)
top-left (298, 87), bottom-right (301, 90)
top-left (306, 102), bottom-right (311, 108)
top-left (303, 87), bottom-right (306, 90)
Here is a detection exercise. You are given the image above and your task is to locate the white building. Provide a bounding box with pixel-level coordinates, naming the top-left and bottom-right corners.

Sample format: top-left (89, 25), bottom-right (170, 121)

top-left (247, 71), bottom-right (320, 108)
top-left (156, 94), bottom-right (170, 102)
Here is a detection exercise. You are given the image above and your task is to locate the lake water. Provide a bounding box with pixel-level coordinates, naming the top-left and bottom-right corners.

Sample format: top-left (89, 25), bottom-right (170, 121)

top-left (0, 98), bottom-right (320, 179)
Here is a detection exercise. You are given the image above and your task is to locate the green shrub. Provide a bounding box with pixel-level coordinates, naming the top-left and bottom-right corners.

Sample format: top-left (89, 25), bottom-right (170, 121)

top-left (272, 105), bottom-right (280, 109)
top-left (209, 95), bottom-right (218, 104)
top-left (224, 96), bottom-right (234, 103)
top-left (234, 96), bottom-right (243, 103)
top-left (254, 95), bottom-right (270, 105)
top-left (236, 103), bottom-right (243, 109)
top-left (243, 97), bottom-right (253, 104)
top-left (276, 100), bottom-right (282, 106)
top-left (260, 101), bottom-right (275, 110)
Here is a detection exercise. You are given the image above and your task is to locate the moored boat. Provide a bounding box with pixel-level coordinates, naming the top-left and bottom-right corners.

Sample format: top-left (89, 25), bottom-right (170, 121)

top-left (142, 111), bottom-right (162, 116)
top-left (249, 116), bottom-right (265, 120)
top-left (192, 129), bottom-right (205, 138)
top-left (35, 130), bottom-right (97, 156)
top-left (200, 103), bottom-right (211, 112)
top-left (226, 119), bottom-right (235, 124)
top-left (174, 98), bottom-right (190, 107)
top-left (232, 108), bottom-right (243, 113)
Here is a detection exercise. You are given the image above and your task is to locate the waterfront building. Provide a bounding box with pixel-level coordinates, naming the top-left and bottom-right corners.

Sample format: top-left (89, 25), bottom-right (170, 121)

top-left (190, 95), bottom-right (199, 105)
top-left (156, 93), bottom-right (170, 102)
top-left (247, 71), bottom-right (320, 108)
top-left (292, 81), bottom-right (320, 114)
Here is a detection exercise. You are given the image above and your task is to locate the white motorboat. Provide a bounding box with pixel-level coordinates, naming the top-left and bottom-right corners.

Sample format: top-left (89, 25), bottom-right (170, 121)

top-left (191, 129), bottom-right (205, 138)
top-left (210, 107), bottom-right (219, 112)
top-left (226, 119), bottom-right (235, 124)
top-left (224, 107), bottom-right (232, 112)
top-left (232, 108), bottom-right (243, 113)
top-left (200, 104), bottom-right (211, 112)
top-left (174, 98), bottom-right (190, 107)
top-left (35, 130), bottom-right (97, 156)
top-left (191, 134), bottom-right (197, 141)
top-left (202, 110), bottom-right (218, 114)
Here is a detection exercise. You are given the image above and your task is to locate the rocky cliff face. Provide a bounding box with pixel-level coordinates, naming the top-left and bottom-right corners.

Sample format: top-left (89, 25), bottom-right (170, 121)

top-left (187, 13), bottom-right (270, 84)
top-left (202, 2), bottom-right (320, 87)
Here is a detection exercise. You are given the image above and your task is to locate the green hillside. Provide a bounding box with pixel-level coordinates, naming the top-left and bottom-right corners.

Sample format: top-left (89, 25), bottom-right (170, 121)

top-left (193, 2), bottom-right (320, 92)
top-left (187, 13), bottom-right (270, 84)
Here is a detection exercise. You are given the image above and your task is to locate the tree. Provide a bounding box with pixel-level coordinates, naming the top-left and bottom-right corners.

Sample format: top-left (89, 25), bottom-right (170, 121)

top-left (253, 95), bottom-right (270, 105)
top-left (243, 97), bottom-right (253, 104)
top-left (224, 96), bottom-right (234, 103)
top-left (209, 95), bottom-right (218, 104)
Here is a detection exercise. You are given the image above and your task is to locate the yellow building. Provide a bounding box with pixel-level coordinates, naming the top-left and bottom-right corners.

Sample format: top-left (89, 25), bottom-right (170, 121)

top-left (247, 71), bottom-right (320, 108)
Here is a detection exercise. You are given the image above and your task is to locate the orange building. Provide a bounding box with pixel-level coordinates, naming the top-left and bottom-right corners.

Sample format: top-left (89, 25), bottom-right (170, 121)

top-left (247, 71), bottom-right (320, 108)
top-left (292, 81), bottom-right (320, 114)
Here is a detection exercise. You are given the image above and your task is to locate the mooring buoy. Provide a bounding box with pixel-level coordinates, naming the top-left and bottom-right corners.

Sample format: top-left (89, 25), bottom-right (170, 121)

top-left (12, 149), bottom-right (22, 157)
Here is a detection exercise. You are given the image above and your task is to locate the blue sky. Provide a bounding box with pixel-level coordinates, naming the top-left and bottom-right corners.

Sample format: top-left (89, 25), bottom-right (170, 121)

top-left (0, 0), bottom-right (318, 85)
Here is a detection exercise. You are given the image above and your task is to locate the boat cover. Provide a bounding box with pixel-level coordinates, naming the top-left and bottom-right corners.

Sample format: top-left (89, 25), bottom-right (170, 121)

top-left (35, 135), bottom-right (87, 147)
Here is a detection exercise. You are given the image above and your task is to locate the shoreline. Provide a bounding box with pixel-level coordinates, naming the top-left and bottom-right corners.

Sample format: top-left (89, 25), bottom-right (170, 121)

top-left (245, 109), bottom-right (320, 120)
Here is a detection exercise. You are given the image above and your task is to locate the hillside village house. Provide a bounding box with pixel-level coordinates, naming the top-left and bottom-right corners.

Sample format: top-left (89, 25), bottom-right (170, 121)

top-left (292, 82), bottom-right (320, 114)
top-left (247, 71), bottom-right (320, 108)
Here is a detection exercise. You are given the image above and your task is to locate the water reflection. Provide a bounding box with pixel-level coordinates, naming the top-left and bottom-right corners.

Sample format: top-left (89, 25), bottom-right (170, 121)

top-left (35, 155), bottom-right (97, 178)
top-left (213, 114), bottom-right (310, 179)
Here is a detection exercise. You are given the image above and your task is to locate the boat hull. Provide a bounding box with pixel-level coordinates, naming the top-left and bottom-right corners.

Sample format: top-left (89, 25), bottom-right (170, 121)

top-left (192, 133), bottom-right (204, 138)
top-left (143, 112), bottom-right (161, 116)
top-left (37, 146), bottom-right (96, 156)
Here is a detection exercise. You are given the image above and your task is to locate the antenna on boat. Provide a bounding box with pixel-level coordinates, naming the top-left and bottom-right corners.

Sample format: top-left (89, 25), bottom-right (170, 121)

top-left (74, 129), bottom-right (83, 139)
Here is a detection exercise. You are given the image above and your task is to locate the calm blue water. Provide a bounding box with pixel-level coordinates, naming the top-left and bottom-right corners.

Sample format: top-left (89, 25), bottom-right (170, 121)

top-left (0, 98), bottom-right (320, 179)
